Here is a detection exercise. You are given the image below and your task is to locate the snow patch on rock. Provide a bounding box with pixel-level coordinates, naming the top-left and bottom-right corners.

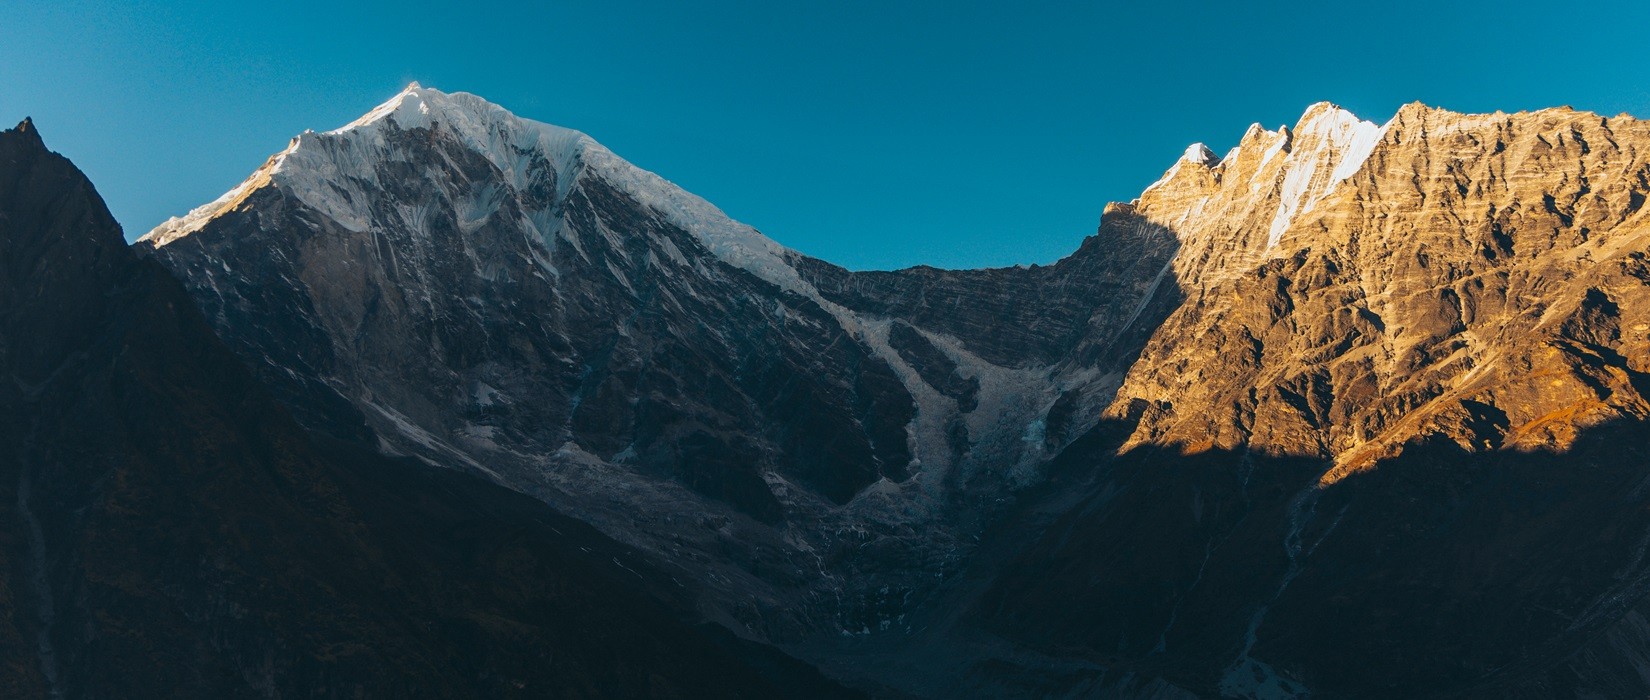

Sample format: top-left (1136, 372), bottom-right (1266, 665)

top-left (1261, 103), bottom-right (1389, 249)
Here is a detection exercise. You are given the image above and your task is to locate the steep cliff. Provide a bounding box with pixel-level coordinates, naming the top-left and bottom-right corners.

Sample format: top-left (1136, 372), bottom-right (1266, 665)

top-left (977, 102), bottom-right (1650, 698)
top-left (1107, 102), bottom-right (1650, 473)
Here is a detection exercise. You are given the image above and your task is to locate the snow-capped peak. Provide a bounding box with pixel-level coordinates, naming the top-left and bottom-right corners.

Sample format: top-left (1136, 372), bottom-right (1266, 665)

top-left (1183, 143), bottom-right (1219, 166)
top-left (1259, 102), bottom-right (1389, 248)
top-left (1293, 102), bottom-right (1387, 183)
top-left (1131, 100), bottom-right (1397, 264)
top-left (330, 82), bottom-right (436, 134)
top-left (1140, 141), bottom-right (1224, 194)
top-left (141, 85), bottom-right (813, 297)
top-left (319, 83), bottom-right (592, 193)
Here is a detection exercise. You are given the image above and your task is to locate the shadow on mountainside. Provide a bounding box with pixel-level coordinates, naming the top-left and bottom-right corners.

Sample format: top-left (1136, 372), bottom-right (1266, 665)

top-left (782, 210), bottom-right (1204, 698)
top-left (795, 202), bottom-right (1188, 373)
top-left (0, 119), bottom-right (857, 698)
top-left (793, 201), bottom-right (1192, 502)
top-left (792, 195), bottom-right (1650, 698)
top-left (970, 411), bottom-right (1650, 699)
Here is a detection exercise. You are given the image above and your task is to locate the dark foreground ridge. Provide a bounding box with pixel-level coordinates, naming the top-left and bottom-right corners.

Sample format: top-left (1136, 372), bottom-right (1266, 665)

top-left (0, 120), bottom-right (855, 697)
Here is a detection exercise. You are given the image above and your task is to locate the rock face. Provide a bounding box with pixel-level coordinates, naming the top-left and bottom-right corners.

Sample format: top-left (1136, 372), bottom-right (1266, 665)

top-left (1105, 102), bottom-right (1650, 473)
top-left (976, 103), bottom-right (1650, 698)
top-left (138, 85), bottom-right (1181, 641)
top-left (0, 120), bottom-right (853, 698)
top-left (139, 87), bottom-right (1650, 698)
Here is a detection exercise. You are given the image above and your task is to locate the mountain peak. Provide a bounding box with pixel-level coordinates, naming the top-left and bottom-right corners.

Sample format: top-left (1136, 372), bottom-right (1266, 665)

top-left (1297, 100), bottom-right (1357, 123)
top-left (143, 85), bottom-right (590, 247)
top-left (1392, 100), bottom-right (1437, 123)
top-left (0, 115), bottom-right (131, 302)
top-left (332, 82), bottom-right (448, 134)
top-left (1182, 142), bottom-right (1219, 167)
top-left (1298, 101), bottom-right (1371, 136)
top-left (1130, 98), bottom-right (1396, 281)
top-left (8, 117), bottom-right (45, 151)
top-left (320, 85), bottom-right (594, 175)
top-left (143, 85), bottom-right (814, 298)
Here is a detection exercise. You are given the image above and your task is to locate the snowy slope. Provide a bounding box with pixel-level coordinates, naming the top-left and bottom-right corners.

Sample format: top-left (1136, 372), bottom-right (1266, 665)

top-left (145, 84), bottom-right (811, 295)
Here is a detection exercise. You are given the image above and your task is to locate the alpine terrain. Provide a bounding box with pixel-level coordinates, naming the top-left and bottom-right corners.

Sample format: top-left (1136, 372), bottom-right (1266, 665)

top-left (7, 79), bottom-right (1650, 697)
top-left (0, 119), bottom-right (853, 698)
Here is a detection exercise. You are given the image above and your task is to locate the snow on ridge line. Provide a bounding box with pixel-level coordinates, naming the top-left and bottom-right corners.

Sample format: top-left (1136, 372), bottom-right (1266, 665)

top-left (139, 139), bottom-right (302, 247)
top-left (1262, 103), bottom-right (1391, 249)
top-left (1299, 102), bottom-right (1389, 185)
top-left (1134, 101), bottom-right (1391, 253)
top-left (138, 85), bottom-right (458, 246)
top-left (1183, 143), bottom-right (1218, 165)
top-left (139, 84), bottom-right (938, 452)
top-left (139, 83), bottom-right (814, 297)
top-left (575, 137), bottom-right (812, 295)
top-left (405, 85), bottom-right (811, 294)
top-left (1143, 102), bottom-right (1389, 193)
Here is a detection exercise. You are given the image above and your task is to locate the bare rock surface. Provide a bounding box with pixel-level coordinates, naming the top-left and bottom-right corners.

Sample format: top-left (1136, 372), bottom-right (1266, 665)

top-left (980, 103), bottom-right (1650, 698)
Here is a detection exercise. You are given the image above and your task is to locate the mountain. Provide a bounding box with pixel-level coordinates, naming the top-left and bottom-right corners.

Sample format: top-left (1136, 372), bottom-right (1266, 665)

top-left (0, 119), bottom-right (854, 697)
top-left (974, 104), bottom-right (1650, 697)
top-left (135, 85), bottom-right (1180, 646)
top-left (137, 86), bottom-right (1650, 698)
top-left (1102, 101), bottom-right (1650, 467)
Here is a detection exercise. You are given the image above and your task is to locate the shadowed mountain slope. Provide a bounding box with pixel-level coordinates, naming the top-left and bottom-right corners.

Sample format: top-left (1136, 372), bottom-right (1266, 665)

top-left (137, 86), bottom-right (1184, 643)
top-left (0, 119), bottom-right (853, 698)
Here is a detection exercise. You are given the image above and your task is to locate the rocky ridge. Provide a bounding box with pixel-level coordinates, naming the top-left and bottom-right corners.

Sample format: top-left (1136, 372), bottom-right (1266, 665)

top-left (1107, 101), bottom-right (1650, 474)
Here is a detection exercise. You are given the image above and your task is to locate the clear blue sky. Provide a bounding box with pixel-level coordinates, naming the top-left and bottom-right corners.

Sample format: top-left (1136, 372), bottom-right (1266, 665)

top-left (4, 1), bottom-right (1648, 270)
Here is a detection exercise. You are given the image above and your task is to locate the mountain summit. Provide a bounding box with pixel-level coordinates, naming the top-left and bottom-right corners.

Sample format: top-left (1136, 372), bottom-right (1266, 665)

top-left (144, 84), bottom-right (805, 292)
